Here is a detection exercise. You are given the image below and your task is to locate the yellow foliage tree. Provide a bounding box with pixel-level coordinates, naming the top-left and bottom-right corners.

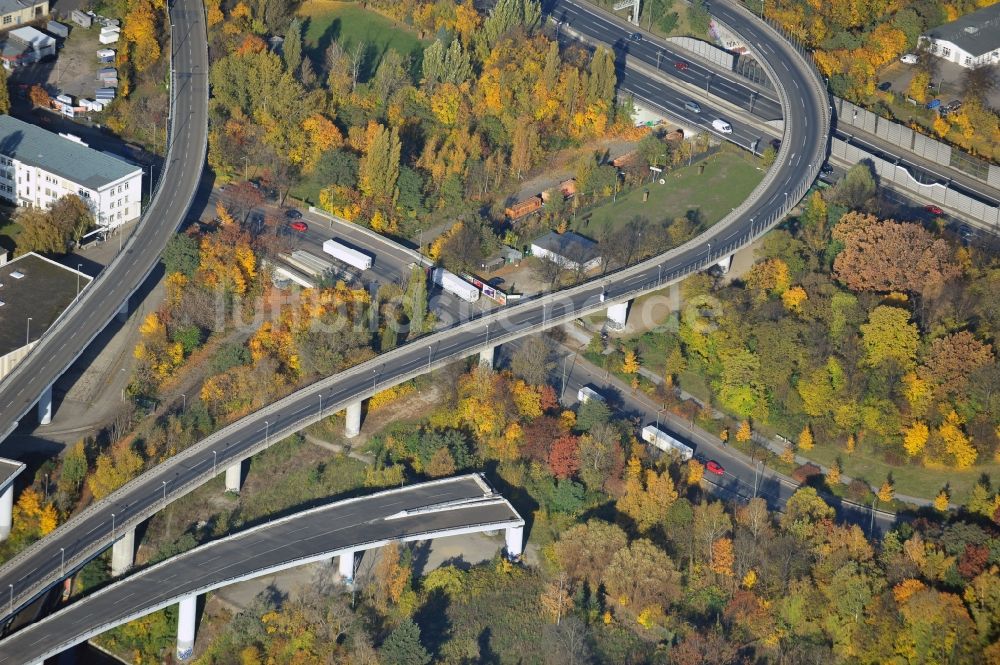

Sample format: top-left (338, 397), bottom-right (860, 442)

top-left (933, 489), bottom-right (949, 512)
top-left (780, 445), bottom-right (795, 464)
top-left (736, 420), bottom-right (752, 443)
top-left (511, 380), bottom-right (542, 421)
top-left (827, 461), bottom-right (841, 485)
top-left (710, 537), bottom-right (734, 576)
top-left (122, 0), bottom-right (160, 73)
top-left (846, 434), bottom-right (856, 454)
top-left (741, 569), bottom-right (757, 589)
top-left (782, 285), bottom-right (808, 312)
top-left (893, 578), bottom-right (926, 604)
top-left (687, 459), bottom-right (704, 485)
top-left (798, 425), bottom-right (814, 451)
top-left (938, 411), bottom-right (977, 469)
top-left (87, 442), bottom-right (144, 500)
top-left (878, 479), bottom-right (895, 503)
top-left (902, 421), bottom-right (929, 457)
top-left (621, 350), bottom-right (640, 375)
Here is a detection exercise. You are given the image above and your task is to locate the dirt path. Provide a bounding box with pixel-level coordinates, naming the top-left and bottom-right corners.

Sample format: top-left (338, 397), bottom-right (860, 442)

top-left (514, 137), bottom-right (640, 202)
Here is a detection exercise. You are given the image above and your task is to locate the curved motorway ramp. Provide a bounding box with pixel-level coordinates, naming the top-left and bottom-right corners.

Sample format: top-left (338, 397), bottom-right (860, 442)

top-left (0, 475), bottom-right (523, 664)
top-left (0, 0), bottom-right (829, 633)
top-left (0, 0), bottom-right (209, 441)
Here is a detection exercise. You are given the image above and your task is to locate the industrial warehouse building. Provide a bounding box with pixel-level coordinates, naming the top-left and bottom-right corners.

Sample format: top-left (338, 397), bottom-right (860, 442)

top-left (531, 231), bottom-right (603, 272)
top-left (0, 115), bottom-right (142, 227)
top-left (0, 252), bottom-right (90, 381)
top-left (921, 3), bottom-right (1000, 68)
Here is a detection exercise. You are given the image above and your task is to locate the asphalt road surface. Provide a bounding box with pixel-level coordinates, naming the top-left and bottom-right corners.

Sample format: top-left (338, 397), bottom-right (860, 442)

top-left (0, 476), bottom-right (521, 664)
top-left (0, 0), bottom-right (209, 441)
top-left (0, 0), bottom-right (828, 630)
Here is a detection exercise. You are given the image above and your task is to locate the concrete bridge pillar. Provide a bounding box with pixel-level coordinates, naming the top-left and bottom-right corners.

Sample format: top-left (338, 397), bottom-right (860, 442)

top-left (116, 298), bottom-right (129, 322)
top-left (716, 255), bottom-right (733, 274)
top-left (225, 461), bottom-right (243, 494)
top-left (479, 345), bottom-right (495, 368)
top-left (38, 383), bottom-right (53, 425)
top-left (111, 526), bottom-right (136, 576)
top-left (338, 549), bottom-right (356, 581)
top-left (344, 401), bottom-right (362, 438)
top-left (606, 301), bottom-right (630, 331)
top-left (505, 525), bottom-right (524, 560)
top-left (175, 594), bottom-right (197, 661)
top-left (0, 483), bottom-right (13, 541)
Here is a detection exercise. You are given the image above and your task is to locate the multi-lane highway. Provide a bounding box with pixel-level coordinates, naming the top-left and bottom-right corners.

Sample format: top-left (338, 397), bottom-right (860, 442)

top-left (0, 0), bottom-right (828, 632)
top-left (0, 0), bottom-right (209, 441)
top-left (0, 476), bottom-right (523, 664)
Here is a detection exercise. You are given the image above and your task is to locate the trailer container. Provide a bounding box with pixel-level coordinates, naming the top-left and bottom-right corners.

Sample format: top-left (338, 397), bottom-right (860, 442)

top-left (577, 386), bottom-right (605, 404)
top-left (432, 267), bottom-right (480, 302)
top-left (641, 425), bottom-right (694, 461)
top-left (322, 239), bottom-right (373, 271)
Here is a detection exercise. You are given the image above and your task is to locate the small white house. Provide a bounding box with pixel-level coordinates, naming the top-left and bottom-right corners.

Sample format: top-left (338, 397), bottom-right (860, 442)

top-left (1, 26), bottom-right (55, 69)
top-left (531, 231), bottom-right (603, 272)
top-left (920, 3), bottom-right (1000, 69)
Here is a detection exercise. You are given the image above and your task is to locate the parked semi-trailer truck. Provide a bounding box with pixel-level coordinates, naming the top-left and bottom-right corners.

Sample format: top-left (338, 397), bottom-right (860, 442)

top-left (323, 239), bottom-right (372, 271)
top-left (432, 267), bottom-right (480, 302)
top-left (577, 386), bottom-right (605, 404)
top-left (641, 425), bottom-right (694, 461)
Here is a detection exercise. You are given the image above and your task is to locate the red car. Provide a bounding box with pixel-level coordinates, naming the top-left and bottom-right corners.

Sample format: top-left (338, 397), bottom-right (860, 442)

top-left (706, 460), bottom-right (725, 475)
top-left (675, 61), bottom-right (690, 71)
top-left (924, 204), bottom-right (944, 216)
top-left (290, 221), bottom-right (308, 232)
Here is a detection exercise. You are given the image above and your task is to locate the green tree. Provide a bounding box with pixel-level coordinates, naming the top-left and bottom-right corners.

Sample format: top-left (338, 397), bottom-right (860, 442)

top-left (162, 233), bottom-right (201, 277)
top-left (576, 398), bottom-right (610, 432)
top-left (833, 163), bottom-right (877, 209)
top-left (58, 440), bottom-right (88, 496)
top-left (283, 18), bottom-right (303, 75)
top-left (359, 124), bottom-right (401, 203)
top-left (860, 306), bottom-right (919, 369)
top-left (0, 65), bottom-right (10, 114)
top-left (587, 46), bottom-right (616, 107)
top-left (402, 266), bottom-right (429, 337)
top-left (380, 619), bottom-right (431, 665)
top-left (688, 0), bottom-right (711, 35)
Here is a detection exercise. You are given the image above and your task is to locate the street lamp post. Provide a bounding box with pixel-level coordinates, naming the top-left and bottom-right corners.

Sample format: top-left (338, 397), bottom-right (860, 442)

top-left (60, 547), bottom-right (65, 577)
top-left (26, 317), bottom-right (31, 345)
top-left (212, 450), bottom-right (217, 477)
top-left (705, 73), bottom-right (712, 93)
top-left (753, 461), bottom-right (763, 498)
top-left (76, 264), bottom-right (83, 300)
top-left (655, 406), bottom-right (667, 431)
top-left (162, 480), bottom-right (167, 502)
top-left (111, 512), bottom-right (115, 540)
top-left (264, 421), bottom-right (270, 446)
top-left (318, 393), bottom-right (323, 419)
top-left (8, 584), bottom-right (12, 617)
top-left (427, 345), bottom-right (432, 371)
top-left (373, 368), bottom-right (377, 392)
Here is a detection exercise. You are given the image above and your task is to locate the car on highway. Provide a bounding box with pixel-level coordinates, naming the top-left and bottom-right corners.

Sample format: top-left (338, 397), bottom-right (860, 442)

top-left (900, 53), bottom-right (918, 64)
top-left (877, 81), bottom-right (891, 92)
top-left (712, 118), bottom-right (733, 133)
top-left (290, 220), bottom-right (308, 232)
top-left (285, 208), bottom-right (303, 219)
top-left (675, 61), bottom-right (690, 71)
top-left (706, 460), bottom-right (725, 475)
top-left (924, 204), bottom-right (944, 216)
top-left (684, 100), bottom-right (702, 113)
top-left (630, 32), bottom-right (642, 41)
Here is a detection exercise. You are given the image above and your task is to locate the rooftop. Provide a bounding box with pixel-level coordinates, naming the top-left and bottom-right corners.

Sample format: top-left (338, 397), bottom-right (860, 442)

top-left (924, 3), bottom-right (1000, 57)
top-left (0, 0), bottom-right (45, 16)
top-left (0, 115), bottom-right (141, 190)
top-left (0, 253), bottom-right (90, 358)
top-left (9, 26), bottom-right (54, 48)
top-left (531, 230), bottom-right (601, 262)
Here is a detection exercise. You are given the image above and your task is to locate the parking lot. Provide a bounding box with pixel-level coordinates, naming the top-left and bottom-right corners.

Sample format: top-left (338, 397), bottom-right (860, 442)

top-left (8, 20), bottom-right (108, 103)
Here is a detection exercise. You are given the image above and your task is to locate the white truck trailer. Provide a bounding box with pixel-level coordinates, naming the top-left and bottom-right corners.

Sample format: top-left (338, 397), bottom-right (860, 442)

top-left (641, 425), bottom-right (694, 461)
top-left (432, 267), bottom-right (480, 302)
top-left (577, 386), bottom-right (605, 404)
top-left (323, 239), bottom-right (372, 271)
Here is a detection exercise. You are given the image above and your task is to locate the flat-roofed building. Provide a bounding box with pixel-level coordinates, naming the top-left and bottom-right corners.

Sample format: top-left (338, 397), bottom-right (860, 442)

top-left (531, 230), bottom-right (603, 272)
top-left (0, 115), bottom-right (142, 227)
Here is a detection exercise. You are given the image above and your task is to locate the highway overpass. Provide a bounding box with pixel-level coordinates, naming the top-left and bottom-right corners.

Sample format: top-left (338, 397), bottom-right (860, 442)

top-left (0, 0), bottom-right (828, 630)
top-left (0, 0), bottom-right (209, 441)
top-left (0, 475), bottom-right (524, 663)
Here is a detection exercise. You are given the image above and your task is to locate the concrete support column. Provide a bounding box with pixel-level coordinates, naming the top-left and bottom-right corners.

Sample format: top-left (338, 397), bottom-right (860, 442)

top-left (479, 345), bottom-right (495, 368)
top-left (175, 594), bottom-right (197, 661)
top-left (116, 299), bottom-right (129, 322)
top-left (344, 401), bottom-right (362, 439)
top-left (0, 484), bottom-right (13, 541)
top-left (606, 301), bottom-right (630, 331)
top-left (111, 527), bottom-right (136, 577)
top-left (716, 255), bottom-right (733, 274)
top-left (338, 549), bottom-right (356, 581)
top-left (505, 525), bottom-right (524, 560)
top-left (38, 383), bottom-right (53, 425)
top-left (225, 461), bottom-right (243, 494)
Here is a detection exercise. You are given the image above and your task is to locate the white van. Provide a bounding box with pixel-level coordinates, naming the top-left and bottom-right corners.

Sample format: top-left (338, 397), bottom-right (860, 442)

top-left (712, 118), bottom-right (733, 134)
top-left (900, 53), bottom-right (918, 64)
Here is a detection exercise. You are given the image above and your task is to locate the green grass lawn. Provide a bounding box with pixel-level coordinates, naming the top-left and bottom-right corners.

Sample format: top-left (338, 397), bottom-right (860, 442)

top-left (573, 151), bottom-right (764, 238)
top-left (297, 0), bottom-right (427, 79)
top-left (0, 205), bottom-right (19, 253)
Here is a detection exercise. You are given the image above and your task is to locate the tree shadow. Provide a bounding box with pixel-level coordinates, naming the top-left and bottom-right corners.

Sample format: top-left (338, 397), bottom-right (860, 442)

top-left (482, 460), bottom-right (538, 545)
top-left (413, 588), bottom-right (451, 659)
